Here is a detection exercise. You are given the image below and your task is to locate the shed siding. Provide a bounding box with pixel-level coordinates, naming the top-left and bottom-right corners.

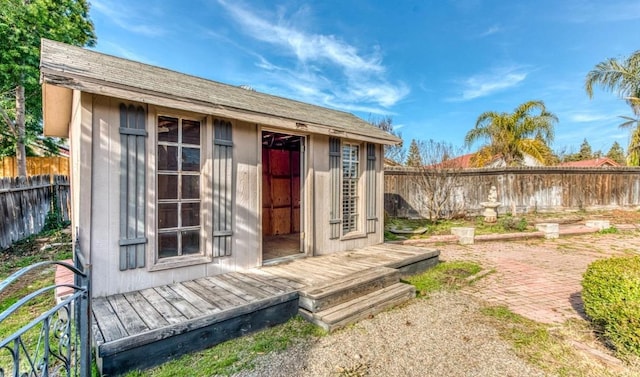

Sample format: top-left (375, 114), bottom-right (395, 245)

top-left (312, 135), bottom-right (383, 255)
top-left (80, 95), bottom-right (384, 297)
top-left (85, 97), bottom-right (262, 296)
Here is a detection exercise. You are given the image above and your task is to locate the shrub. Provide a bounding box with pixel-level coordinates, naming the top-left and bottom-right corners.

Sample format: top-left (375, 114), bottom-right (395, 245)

top-left (499, 216), bottom-right (528, 232)
top-left (582, 256), bottom-right (640, 358)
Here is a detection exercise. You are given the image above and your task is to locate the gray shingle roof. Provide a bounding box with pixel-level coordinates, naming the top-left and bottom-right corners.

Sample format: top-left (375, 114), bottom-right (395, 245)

top-left (40, 39), bottom-right (400, 144)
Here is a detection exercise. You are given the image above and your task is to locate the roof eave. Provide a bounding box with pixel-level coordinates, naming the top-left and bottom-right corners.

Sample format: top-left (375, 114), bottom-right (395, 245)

top-left (40, 69), bottom-right (401, 145)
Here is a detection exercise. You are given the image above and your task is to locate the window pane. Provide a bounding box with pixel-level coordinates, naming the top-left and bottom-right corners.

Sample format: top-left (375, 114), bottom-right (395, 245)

top-left (158, 116), bottom-right (178, 143)
top-left (158, 145), bottom-right (178, 171)
top-left (181, 203), bottom-right (200, 227)
top-left (158, 232), bottom-right (178, 258)
top-left (158, 203), bottom-right (178, 229)
top-left (182, 175), bottom-right (200, 199)
top-left (182, 147), bottom-right (200, 171)
top-left (182, 230), bottom-right (200, 255)
top-left (157, 175), bottom-right (178, 199)
top-left (182, 120), bottom-right (201, 145)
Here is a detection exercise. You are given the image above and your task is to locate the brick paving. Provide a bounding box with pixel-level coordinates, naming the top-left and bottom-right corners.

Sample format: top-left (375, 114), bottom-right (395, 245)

top-left (421, 231), bottom-right (640, 324)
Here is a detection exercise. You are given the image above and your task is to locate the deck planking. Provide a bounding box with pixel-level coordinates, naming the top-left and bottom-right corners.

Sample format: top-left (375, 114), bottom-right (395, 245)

top-left (92, 243), bottom-right (439, 375)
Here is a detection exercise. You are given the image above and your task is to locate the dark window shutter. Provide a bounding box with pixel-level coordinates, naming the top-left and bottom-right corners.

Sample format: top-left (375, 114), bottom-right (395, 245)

top-left (366, 143), bottom-right (377, 233)
top-left (329, 137), bottom-right (341, 239)
top-left (213, 119), bottom-right (233, 257)
top-left (119, 104), bottom-right (147, 270)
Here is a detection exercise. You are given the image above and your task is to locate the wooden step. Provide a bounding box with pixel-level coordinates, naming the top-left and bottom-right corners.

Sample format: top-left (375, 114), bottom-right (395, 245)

top-left (298, 267), bottom-right (399, 312)
top-left (299, 282), bottom-right (415, 332)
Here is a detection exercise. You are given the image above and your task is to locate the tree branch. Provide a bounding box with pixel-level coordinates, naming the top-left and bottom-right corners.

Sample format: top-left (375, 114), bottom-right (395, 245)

top-left (0, 105), bottom-right (17, 136)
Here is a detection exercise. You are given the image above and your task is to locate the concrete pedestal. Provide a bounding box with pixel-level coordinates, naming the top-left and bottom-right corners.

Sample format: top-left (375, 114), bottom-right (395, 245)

top-left (451, 227), bottom-right (475, 245)
top-left (535, 223), bottom-right (559, 239)
top-left (585, 220), bottom-right (611, 230)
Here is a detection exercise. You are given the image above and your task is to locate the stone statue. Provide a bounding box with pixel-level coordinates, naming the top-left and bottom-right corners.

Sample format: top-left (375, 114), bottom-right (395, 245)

top-left (481, 185), bottom-right (500, 223)
top-left (488, 186), bottom-right (497, 203)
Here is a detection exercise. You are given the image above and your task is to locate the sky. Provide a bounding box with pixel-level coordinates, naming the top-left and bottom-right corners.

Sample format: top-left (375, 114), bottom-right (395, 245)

top-left (88, 0), bottom-right (639, 157)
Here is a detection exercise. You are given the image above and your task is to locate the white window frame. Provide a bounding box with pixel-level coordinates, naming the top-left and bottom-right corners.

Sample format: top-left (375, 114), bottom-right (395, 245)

top-left (341, 141), bottom-right (365, 238)
top-left (148, 109), bottom-right (212, 271)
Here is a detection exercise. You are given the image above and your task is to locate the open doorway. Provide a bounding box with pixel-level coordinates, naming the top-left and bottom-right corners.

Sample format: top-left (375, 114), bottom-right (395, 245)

top-left (262, 131), bottom-right (304, 262)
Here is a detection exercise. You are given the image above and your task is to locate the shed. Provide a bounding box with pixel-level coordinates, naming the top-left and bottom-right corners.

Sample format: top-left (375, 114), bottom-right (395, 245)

top-left (40, 39), bottom-right (401, 297)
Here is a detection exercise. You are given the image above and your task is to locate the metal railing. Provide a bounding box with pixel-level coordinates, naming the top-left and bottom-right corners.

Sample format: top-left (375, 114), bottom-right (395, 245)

top-left (0, 238), bottom-right (91, 376)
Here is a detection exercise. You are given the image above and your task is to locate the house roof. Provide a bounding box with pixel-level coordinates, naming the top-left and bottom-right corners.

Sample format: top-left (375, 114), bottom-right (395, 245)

top-left (558, 157), bottom-right (621, 167)
top-left (39, 39), bottom-right (400, 145)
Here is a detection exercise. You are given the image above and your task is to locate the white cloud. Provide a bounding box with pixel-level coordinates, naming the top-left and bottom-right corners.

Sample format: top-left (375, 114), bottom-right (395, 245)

top-left (91, 0), bottom-right (167, 37)
top-left (450, 66), bottom-right (529, 101)
top-left (478, 25), bottom-right (501, 38)
top-left (216, 0), bottom-right (408, 110)
top-left (566, 113), bottom-right (609, 123)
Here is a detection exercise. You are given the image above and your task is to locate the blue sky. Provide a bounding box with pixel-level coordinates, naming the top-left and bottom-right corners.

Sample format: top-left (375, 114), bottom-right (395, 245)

top-left (89, 0), bottom-right (639, 156)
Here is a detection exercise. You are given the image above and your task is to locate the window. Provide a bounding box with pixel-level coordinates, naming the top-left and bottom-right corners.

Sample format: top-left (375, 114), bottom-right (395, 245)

top-left (342, 143), bottom-right (360, 234)
top-left (156, 116), bottom-right (201, 259)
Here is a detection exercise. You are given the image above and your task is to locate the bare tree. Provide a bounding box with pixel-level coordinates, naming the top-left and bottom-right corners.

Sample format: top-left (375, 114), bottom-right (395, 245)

top-left (368, 115), bottom-right (405, 163)
top-left (409, 139), bottom-right (465, 221)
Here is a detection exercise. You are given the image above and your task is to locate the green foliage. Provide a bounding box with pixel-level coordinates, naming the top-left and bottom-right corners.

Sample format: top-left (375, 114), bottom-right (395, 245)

top-left (582, 256), bottom-right (640, 358)
top-left (404, 261), bottom-right (483, 296)
top-left (498, 215), bottom-right (529, 232)
top-left (465, 100), bottom-right (557, 167)
top-left (129, 316), bottom-right (324, 377)
top-left (597, 226), bottom-right (619, 235)
top-left (405, 139), bottom-right (421, 166)
top-left (585, 50), bottom-right (640, 166)
top-left (43, 187), bottom-right (69, 231)
top-left (578, 138), bottom-right (594, 160)
top-left (606, 141), bottom-right (626, 165)
top-left (0, 0), bottom-right (96, 161)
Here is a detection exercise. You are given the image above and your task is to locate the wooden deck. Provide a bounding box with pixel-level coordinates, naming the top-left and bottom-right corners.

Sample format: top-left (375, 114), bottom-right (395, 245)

top-left (91, 243), bottom-right (439, 375)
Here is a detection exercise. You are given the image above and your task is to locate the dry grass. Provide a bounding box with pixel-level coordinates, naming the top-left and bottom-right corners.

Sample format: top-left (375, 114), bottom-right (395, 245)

top-left (480, 306), bottom-right (640, 377)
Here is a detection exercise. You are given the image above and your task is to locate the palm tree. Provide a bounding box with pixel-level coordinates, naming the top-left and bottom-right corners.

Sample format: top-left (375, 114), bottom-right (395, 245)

top-left (585, 51), bottom-right (640, 115)
top-left (585, 51), bottom-right (640, 165)
top-left (619, 114), bottom-right (640, 165)
top-left (465, 100), bottom-right (557, 166)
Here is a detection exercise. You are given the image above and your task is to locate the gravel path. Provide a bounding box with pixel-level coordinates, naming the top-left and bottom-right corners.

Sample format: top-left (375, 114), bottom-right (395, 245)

top-left (233, 291), bottom-right (546, 377)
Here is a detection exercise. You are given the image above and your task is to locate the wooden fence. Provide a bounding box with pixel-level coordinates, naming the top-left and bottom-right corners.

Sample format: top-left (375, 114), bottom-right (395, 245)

top-left (384, 166), bottom-right (640, 218)
top-left (0, 156), bottom-right (70, 177)
top-left (0, 175), bottom-right (70, 249)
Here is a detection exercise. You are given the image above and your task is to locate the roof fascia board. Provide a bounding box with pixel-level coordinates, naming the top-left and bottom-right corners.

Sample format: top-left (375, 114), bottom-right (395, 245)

top-left (41, 70), bottom-right (400, 145)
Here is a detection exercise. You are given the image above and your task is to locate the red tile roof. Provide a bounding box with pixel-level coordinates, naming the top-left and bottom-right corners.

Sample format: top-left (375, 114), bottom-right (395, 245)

top-left (558, 158), bottom-right (621, 167)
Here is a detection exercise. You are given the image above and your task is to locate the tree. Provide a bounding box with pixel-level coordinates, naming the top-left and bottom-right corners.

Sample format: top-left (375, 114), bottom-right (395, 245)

top-left (585, 51), bottom-right (640, 166)
top-left (606, 141), bottom-right (626, 165)
top-left (618, 114), bottom-right (640, 165)
top-left (0, 0), bottom-right (96, 176)
top-left (405, 139), bottom-right (421, 167)
top-left (369, 115), bottom-right (404, 163)
top-left (407, 139), bottom-right (464, 220)
top-left (464, 100), bottom-right (557, 166)
top-left (578, 138), bottom-right (594, 160)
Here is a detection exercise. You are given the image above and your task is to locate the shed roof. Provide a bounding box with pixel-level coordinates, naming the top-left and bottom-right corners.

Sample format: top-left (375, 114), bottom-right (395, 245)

top-left (40, 39), bottom-right (400, 144)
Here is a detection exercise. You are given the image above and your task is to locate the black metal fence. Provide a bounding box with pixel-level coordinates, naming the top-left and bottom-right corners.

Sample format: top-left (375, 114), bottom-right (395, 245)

top-left (0, 239), bottom-right (91, 376)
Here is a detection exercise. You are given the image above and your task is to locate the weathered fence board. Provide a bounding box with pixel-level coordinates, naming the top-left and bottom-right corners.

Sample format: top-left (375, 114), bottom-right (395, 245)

top-left (0, 156), bottom-right (69, 177)
top-left (385, 166), bottom-right (640, 218)
top-left (0, 175), bottom-right (70, 249)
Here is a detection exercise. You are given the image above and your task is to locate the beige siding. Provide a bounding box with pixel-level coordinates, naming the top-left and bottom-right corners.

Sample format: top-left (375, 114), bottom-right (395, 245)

top-left (71, 91), bottom-right (92, 265)
top-left (85, 97), bottom-right (263, 296)
top-left (311, 135), bottom-right (382, 255)
top-left (80, 94), bottom-right (386, 297)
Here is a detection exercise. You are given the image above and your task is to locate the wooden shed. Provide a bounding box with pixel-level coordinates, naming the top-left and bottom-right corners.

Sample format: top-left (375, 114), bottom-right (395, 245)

top-left (40, 39), bottom-right (401, 298)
